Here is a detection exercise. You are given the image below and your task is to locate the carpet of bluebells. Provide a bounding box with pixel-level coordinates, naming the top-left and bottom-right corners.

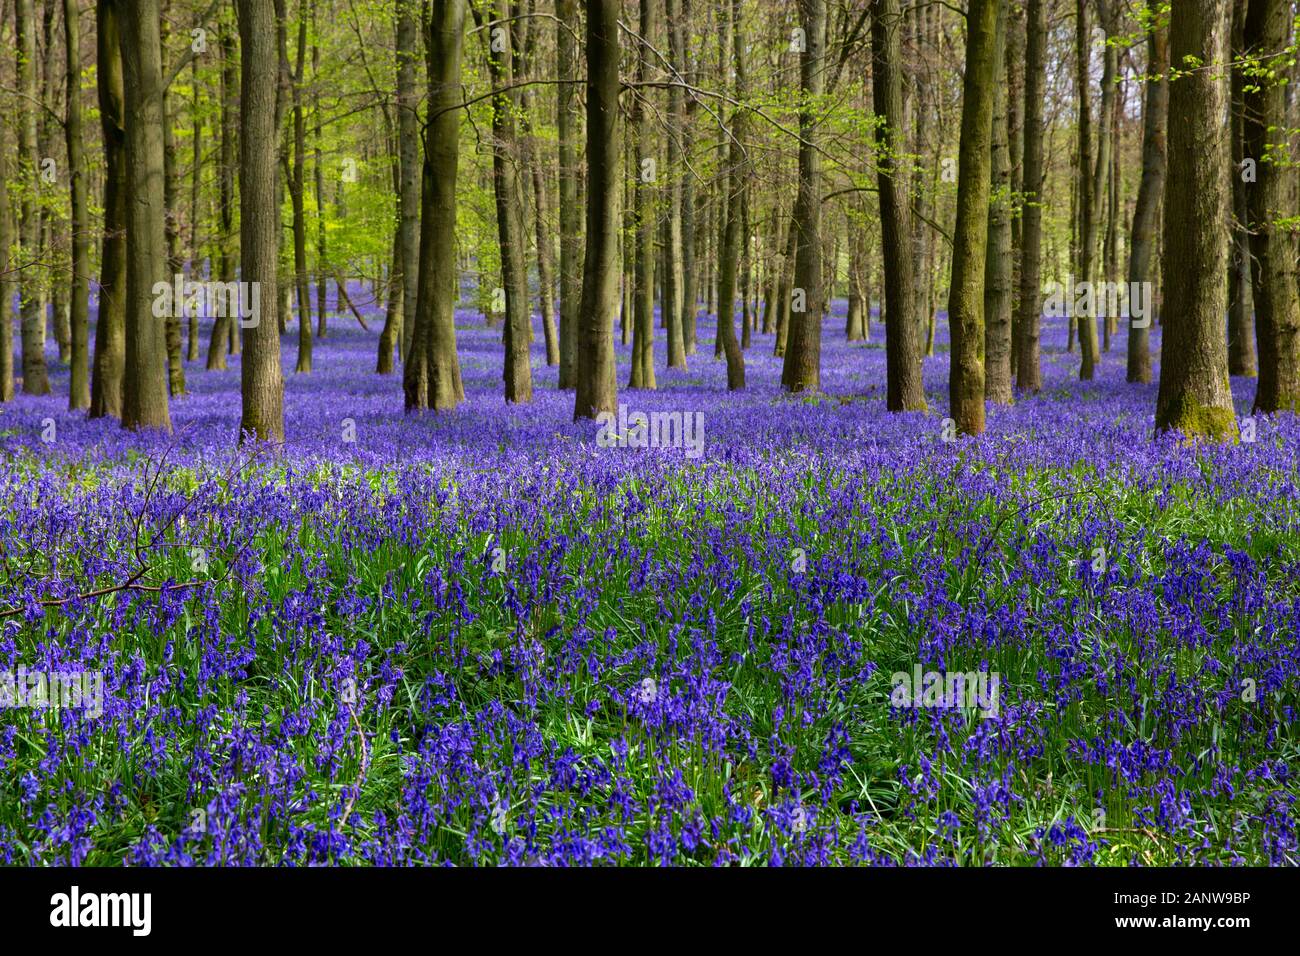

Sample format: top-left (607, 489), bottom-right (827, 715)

top-left (1, 289), bottom-right (1297, 866)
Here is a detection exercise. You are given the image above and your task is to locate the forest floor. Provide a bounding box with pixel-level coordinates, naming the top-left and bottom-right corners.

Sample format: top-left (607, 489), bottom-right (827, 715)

top-left (0, 296), bottom-right (1297, 865)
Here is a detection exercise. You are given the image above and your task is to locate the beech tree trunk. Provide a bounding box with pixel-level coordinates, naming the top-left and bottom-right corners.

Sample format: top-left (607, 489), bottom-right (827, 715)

top-left (1072, 0), bottom-right (1101, 380)
top-left (947, 0), bottom-right (998, 436)
top-left (66, 0), bottom-right (90, 410)
top-left (1227, 0), bottom-right (1256, 378)
top-left (1155, 0), bottom-right (1236, 439)
top-left (480, 0), bottom-right (532, 403)
top-left (91, 0), bottom-right (126, 416)
top-left (871, 0), bottom-right (926, 411)
top-left (573, 0), bottom-right (621, 420)
top-left (781, 0), bottom-right (826, 393)
top-left (405, 0), bottom-right (465, 412)
top-left (1244, 0), bottom-right (1300, 414)
top-left (16, 0), bottom-right (49, 396)
top-left (983, 0), bottom-right (1013, 405)
top-left (237, 0), bottom-right (285, 442)
top-left (1126, 4), bottom-right (1167, 385)
top-left (556, 0), bottom-right (582, 388)
top-left (119, 0), bottom-right (172, 431)
top-left (1016, 0), bottom-right (1046, 393)
top-left (397, 0), bottom-right (421, 362)
top-left (207, 21), bottom-right (237, 371)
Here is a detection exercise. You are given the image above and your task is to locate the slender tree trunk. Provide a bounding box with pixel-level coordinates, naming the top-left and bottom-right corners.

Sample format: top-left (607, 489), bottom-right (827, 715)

top-left (1155, 0), bottom-right (1236, 439)
top-left (208, 22), bottom-right (237, 371)
top-left (1227, 0), bottom-right (1256, 378)
top-left (1073, 0), bottom-right (1100, 380)
top-left (574, 0), bottom-right (621, 420)
top-left (65, 0), bottom-right (90, 409)
top-left (781, 0), bottom-right (826, 392)
top-left (16, 0), bottom-right (49, 396)
top-left (0, 87), bottom-right (14, 402)
top-left (237, 0), bottom-right (285, 442)
top-left (774, 217), bottom-right (795, 356)
top-left (41, 0), bottom-right (69, 369)
top-left (312, 25), bottom-right (328, 339)
top-left (1016, 0), bottom-right (1046, 393)
top-left (983, 0), bottom-right (1013, 403)
top-left (1007, 1), bottom-right (1024, 374)
top-left (1244, 0), bottom-right (1300, 415)
top-left (160, 12), bottom-right (185, 398)
top-left (397, 0), bottom-right (420, 361)
top-left (290, 3), bottom-right (312, 373)
top-left (872, 0), bottom-right (926, 411)
top-left (556, 0), bottom-right (582, 387)
top-left (1126, 6), bottom-right (1167, 385)
top-left (480, 0), bottom-right (532, 402)
top-left (91, 0), bottom-right (126, 415)
top-left (120, 0), bottom-right (172, 430)
top-left (628, 0), bottom-right (659, 388)
top-left (188, 56), bottom-right (202, 362)
top-left (664, 0), bottom-right (688, 369)
top-left (709, 0), bottom-right (746, 390)
top-left (377, 166), bottom-right (403, 374)
top-left (947, 0), bottom-right (998, 435)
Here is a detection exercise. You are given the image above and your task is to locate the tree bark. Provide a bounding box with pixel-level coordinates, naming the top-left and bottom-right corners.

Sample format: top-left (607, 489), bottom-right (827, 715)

top-left (628, 0), bottom-right (659, 389)
top-left (1227, 0), bottom-right (1255, 378)
top-left (710, 0), bottom-right (746, 390)
top-left (1073, 0), bottom-right (1100, 380)
top-left (160, 11), bottom-right (185, 397)
top-left (65, 0), bottom-right (90, 410)
top-left (16, 0), bottom-right (49, 396)
top-left (207, 20), bottom-right (237, 371)
top-left (947, 0), bottom-right (998, 435)
top-left (983, 0), bottom-right (1013, 404)
top-left (871, 0), bottom-right (926, 411)
top-left (573, 0), bottom-right (621, 420)
top-left (405, 0), bottom-right (466, 412)
top-left (556, 0), bottom-right (582, 388)
top-left (1016, 0), bottom-right (1046, 393)
top-left (1126, 4), bottom-right (1167, 385)
top-left (119, 0), bottom-right (172, 430)
top-left (290, 2), bottom-right (312, 373)
top-left (664, 0), bottom-right (688, 370)
top-left (781, 0), bottom-right (826, 393)
top-left (1243, 0), bottom-right (1300, 414)
top-left (91, 0), bottom-right (126, 416)
top-left (236, 0), bottom-right (285, 442)
top-left (0, 95), bottom-right (13, 402)
top-left (481, 0), bottom-right (532, 403)
top-left (397, 0), bottom-right (421, 361)
top-left (1155, 0), bottom-right (1236, 439)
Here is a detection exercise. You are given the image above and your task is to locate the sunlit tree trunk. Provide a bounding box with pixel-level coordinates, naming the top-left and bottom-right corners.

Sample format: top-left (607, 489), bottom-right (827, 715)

top-left (91, 0), bottom-right (126, 415)
top-left (1126, 4), bottom-right (1167, 385)
top-left (120, 0), bottom-right (172, 430)
top-left (1155, 0), bottom-right (1235, 439)
top-left (574, 0), bottom-right (621, 420)
top-left (872, 0), bottom-right (926, 411)
top-left (1244, 0), bottom-right (1300, 414)
top-left (236, 0), bottom-right (285, 442)
top-left (947, 0), bottom-right (997, 435)
top-left (65, 0), bottom-right (90, 410)
top-left (781, 0), bottom-right (826, 393)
